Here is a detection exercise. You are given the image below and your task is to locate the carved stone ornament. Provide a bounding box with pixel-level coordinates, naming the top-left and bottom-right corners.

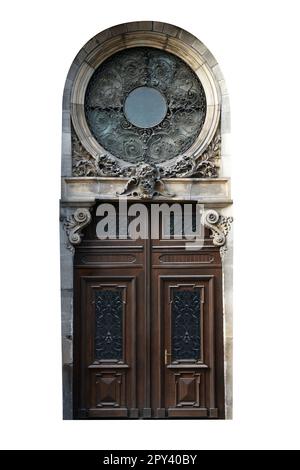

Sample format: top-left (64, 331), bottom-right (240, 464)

top-left (72, 129), bottom-right (221, 183)
top-left (63, 208), bottom-right (92, 253)
top-left (201, 210), bottom-right (233, 259)
top-left (117, 162), bottom-right (173, 199)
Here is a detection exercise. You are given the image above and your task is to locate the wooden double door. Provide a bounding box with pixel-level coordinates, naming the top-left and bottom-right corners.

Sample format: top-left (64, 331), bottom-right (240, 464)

top-left (74, 204), bottom-right (224, 419)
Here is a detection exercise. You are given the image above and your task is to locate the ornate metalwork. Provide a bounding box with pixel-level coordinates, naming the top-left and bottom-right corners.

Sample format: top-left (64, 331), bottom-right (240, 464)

top-left (63, 208), bottom-right (92, 253)
top-left (95, 289), bottom-right (123, 361)
top-left (117, 162), bottom-right (172, 199)
top-left (172, 288), bottom-right (201, 361)
top-left (201, 209), bottom-right (233, 260)
top-left (85, 47), bottom-right (206, 164)
top-left (72, 127), bottom-right (220, 180)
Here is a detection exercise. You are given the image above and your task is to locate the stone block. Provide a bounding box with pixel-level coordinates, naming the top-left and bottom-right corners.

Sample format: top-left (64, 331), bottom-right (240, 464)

top-left (222, 94), bottom-right (230, 113)
top-left (61, 320), bottom-right (73, 337)
top-left (192, 39), bottom-right (207, 55)
top-left (67, 62), bottom-right (80, 83)
top-left (127, 21), bottom-right (153, 31)
top-left (62, 111), bottom-right (71, 134)
top-left (109, 24), bottom-right (128, 36)
top-left (62, 81), bottom-right (72, 112)
top-left (61, 131), bottom-right (71, 158)
top-left (63, 364), bottom-right (73, 420)
top-left (61, 154), bottom-right (72, 178)
top-left (83, 37), bottom-right (99, 54)
top-left (177, 29), bottom-right (197, 45)
top-left (61, 289), bottom-right (73, 323)
top-left (60, 233), bottom-right (73, 290)
top-left (219, 79), bottom-right (228, 96)
top-left (221, 155), bottom-right (232, 178)
top-left (212, 64), bottom-right (224, 82)
top-left (224, 336), bottom-right (233, 419)
top-left (94, 29), bottom-right (112, 45)
top-left (221, 111), bottom-right (231, 134)
top-left (221, 132), bottom-right (231, 157)
top-left (163, 23), bottom-right (179, 37)
top-left (203, 48), bottom-right (218, 68)
top-left (153, 22), bottom-right (164, 32)
top-left (73, 48), bottom-right (88, 66)
top-left (62, 335), bottom-right (73, 365)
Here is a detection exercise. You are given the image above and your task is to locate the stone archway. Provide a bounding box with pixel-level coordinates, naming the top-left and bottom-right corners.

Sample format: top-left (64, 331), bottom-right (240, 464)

top-left (60, 21), bottom-right (232, 419)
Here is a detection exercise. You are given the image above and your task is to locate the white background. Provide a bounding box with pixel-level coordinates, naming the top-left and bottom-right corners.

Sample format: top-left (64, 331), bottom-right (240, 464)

top-left (0, 0), bottom-right (300, 450)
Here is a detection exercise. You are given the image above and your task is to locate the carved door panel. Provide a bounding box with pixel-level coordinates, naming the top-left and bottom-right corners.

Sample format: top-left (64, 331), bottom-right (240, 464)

top-left (75, 273), bottom-right (141, 418)
top-left (162, 277), bottom-right (217, 417)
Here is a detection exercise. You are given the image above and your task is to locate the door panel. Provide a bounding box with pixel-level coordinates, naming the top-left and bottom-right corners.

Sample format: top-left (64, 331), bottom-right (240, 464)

top-left (77, 275), bottom-right (139, 418)
top-left (162, 277), bottom-right (217, 418)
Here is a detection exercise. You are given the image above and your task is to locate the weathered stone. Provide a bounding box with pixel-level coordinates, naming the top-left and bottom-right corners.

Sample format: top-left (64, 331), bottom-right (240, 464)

top-left (212, 64), bottom-right (224, 82)
top-left (163, 23), bottom-right (179, 37)
top-left (63, 364), bottom-right (73, 420)
top-left (203, 48), bottom-right (218, 68)
top-left (62, 335), bottom-right (73, 364)
top-left (61, 289), bottom-right (73, 323)
top-left (221, 111), bottom-right (231, 134)
top-left (224, 336), bottom-right (233, 419)
top-left (94, 29), bottom-right (112, 45)
top-left (153, 21), bottom-right (164, 32)
top-left (127, 21), bottom-right (153, 31)
top-left (177, 29), bottom-right (197, 45)
top-left (109, 24), bottom-right (127, 36)
top-left (73, 48), bottom-right (88, 66)
top-left (192, 39), bottom-right (207, 55)
top-left (219, 79), bottom-right (228, 96)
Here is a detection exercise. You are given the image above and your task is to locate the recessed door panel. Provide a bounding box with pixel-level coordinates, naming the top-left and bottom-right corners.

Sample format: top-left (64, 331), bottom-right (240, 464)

top-left (77, 276), bottom-right (138, 418)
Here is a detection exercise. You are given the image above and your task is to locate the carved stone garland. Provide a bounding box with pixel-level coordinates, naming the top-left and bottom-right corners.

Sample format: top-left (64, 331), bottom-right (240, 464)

top-left (63, 207), bottom-right (232, 259)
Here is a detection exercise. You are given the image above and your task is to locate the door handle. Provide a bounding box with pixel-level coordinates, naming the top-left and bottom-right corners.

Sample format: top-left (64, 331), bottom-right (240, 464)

top-left (164, 349), bottom-right (172, 365)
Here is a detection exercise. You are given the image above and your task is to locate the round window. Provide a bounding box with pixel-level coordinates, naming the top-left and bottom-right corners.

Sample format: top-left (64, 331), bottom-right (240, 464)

top-left (84, 47), bottom-right (207, 164)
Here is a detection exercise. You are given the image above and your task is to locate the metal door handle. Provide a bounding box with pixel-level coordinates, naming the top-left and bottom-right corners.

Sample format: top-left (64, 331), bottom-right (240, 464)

top-left (164, 349), bottom-right (172, 365)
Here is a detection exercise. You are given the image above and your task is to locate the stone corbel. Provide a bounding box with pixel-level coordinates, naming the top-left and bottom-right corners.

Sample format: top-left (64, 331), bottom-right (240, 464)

top-left (63, 208), bottom-right (92, 253)
top-left (201, 210), bottom-right (233, 260)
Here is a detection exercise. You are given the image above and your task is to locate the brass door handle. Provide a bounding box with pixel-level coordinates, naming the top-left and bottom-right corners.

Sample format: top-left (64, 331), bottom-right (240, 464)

top-left (164, 349), bottom-right (172, 365)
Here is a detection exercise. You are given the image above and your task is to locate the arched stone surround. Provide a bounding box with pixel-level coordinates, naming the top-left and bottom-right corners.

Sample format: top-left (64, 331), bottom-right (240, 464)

top-left (60, 21), bottom-right (232, 419)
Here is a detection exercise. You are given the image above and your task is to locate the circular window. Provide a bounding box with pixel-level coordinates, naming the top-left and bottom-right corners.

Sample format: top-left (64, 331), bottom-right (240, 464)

top-left (84, 47), bottom-right (207, 164)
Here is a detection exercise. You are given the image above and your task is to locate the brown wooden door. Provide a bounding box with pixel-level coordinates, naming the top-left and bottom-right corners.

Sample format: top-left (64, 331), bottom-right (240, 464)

top-left (74, 203), bottom-right (224, 419)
